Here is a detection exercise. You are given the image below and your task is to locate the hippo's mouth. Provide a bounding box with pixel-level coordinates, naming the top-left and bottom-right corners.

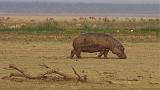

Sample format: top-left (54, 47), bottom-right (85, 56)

top-left (117, 53), bottom-right (127, 59)
top-left (119, 56), bottom-right (127, 59)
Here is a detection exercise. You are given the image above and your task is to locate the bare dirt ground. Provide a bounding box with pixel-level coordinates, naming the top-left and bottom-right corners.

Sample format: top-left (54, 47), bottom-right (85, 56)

top-left (0, 34), bottom-right (160, 90)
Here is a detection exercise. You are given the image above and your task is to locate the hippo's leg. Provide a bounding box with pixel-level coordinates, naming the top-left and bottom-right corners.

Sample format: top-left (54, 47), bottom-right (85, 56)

top-left (97, 49), bottom-right (106, 58)
top-left (104, 49), bottom-right (109, 59)
top-left (70, 49), bottom-right (76, 59)
top-left (75, 50), bottom-right (82, 58)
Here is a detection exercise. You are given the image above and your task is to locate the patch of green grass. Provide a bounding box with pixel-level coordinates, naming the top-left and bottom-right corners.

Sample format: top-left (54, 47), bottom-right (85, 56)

top-left (0, 22), bottom-right (65, 33)
top-left (0, 20), bottom-right (159, 35)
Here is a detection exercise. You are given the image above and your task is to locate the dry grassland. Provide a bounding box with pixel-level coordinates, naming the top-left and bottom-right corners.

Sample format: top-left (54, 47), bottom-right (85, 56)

top-left (0, 40), bottom-right (160, 90)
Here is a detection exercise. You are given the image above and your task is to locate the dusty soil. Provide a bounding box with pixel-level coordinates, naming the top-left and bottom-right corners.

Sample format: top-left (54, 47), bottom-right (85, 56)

top-left (0, 33), bottom-right (160, 90)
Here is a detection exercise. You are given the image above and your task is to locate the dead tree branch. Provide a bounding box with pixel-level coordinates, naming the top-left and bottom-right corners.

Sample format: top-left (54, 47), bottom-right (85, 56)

top-left (2, 64), bottom-right (87, 82)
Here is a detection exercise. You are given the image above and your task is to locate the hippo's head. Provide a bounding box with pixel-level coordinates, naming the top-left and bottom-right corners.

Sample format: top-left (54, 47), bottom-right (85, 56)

top-left (111, 44), bottom-right (127, 59)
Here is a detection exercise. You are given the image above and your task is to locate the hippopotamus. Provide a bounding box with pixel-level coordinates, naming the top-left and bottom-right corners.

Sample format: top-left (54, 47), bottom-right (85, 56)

top-left (70, 33), bottom-right (127, 59)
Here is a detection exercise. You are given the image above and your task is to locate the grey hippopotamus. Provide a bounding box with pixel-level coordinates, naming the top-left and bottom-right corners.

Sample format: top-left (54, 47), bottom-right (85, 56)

top-left (70, 33), bottom-right (127, 59)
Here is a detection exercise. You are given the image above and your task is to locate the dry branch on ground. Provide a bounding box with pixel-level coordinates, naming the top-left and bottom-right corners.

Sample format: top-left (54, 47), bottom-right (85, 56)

top-left (1, 64), bottom-right (87, 82)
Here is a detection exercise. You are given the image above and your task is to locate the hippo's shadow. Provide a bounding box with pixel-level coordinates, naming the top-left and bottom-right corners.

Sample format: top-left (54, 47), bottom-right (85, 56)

top-left (67, 56), bottom-right (119, 59)
top-left (82, 57), bottom-right (119, 59)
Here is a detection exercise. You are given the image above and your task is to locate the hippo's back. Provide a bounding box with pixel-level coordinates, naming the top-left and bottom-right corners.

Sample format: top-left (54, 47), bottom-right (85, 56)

top-left (72, 33), bottom-right (114, 52)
